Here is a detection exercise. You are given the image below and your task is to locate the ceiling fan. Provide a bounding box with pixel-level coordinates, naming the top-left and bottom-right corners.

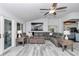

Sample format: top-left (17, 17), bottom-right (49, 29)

top-left (40, 3), bottom-right (67, 15)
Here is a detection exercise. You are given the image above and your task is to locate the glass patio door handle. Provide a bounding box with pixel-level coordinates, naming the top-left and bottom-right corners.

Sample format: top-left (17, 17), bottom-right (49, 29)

top-left (0, 34), bottom-right (1, 38)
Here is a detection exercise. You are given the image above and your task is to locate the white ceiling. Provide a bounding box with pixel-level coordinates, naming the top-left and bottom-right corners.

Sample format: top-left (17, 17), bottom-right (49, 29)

top-left (0, 3), bottom-right (79, 21)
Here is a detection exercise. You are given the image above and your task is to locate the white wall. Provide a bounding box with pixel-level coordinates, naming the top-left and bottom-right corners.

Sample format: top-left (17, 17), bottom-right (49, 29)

top-left (26, 18), bottom-right (48, 32)
top-left (48, 18), bottom-right (58, 32)
top-left (0, 7), bottom-right (25, 55)
top-left (48, 17), bottom-right (63, 33)
top-left (0, 7), bottom-right (26, 32)
top-left (0, 16), bottom-right (4, 55)
top-left (61, 12), bottom-right (79, 21)
top-left (48, 12), bottom-right (79, 33)
top-left (0, 7), bottom-right (24, 23)
top-left (60, 12), bottom-right (79, 32)
top-left (26, 12), bottom-right (79, 33)
top-left (26, 16), bottom-right (64, 33)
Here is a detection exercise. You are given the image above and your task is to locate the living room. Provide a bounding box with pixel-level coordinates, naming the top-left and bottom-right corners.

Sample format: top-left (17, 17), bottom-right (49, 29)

top-left (0, 3), bottom-right (79, 56)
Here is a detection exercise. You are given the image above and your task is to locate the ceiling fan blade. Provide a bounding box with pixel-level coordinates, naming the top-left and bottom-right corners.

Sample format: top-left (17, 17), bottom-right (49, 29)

top-left (53, 12), bottom-right (56, 15)
top-left (44, 12), bottom-right (49, 15)
top-left (56, 7), bottom-right (67, 10)
top-left (40, 9), bottom-right (50, 10)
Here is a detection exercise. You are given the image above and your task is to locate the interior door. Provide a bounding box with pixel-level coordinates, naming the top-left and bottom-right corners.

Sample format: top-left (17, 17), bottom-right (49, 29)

top-left (4, 19), bottom-right (12, 49)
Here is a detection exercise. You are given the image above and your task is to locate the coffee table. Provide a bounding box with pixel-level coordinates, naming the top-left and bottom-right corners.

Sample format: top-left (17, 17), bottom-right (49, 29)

top-left (59, 39), bottom-right (74, 51)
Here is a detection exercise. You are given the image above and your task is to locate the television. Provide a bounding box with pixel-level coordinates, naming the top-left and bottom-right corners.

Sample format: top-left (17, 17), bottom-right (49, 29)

top-left (31, 23), bottom-right (43, 31)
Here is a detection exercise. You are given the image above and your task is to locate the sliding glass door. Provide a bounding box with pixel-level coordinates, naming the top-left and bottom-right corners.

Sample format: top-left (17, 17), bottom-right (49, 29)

top-left (4, 19), bottom-right (12, 49)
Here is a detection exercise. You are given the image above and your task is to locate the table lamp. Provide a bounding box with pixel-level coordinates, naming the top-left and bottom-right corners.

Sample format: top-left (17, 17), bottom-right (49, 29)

top-left (64, 30), bottom-right (70, 40)
top-left (49, 32), bottom-right (53, 36)
top-left (26, 32), bottom-right (32, 38)
top-left (18, 30), bottom-right (22, 38)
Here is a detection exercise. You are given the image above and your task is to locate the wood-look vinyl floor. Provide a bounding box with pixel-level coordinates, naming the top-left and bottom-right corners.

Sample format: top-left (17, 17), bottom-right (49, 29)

top-left (3, 40), bottom-right (79, 56)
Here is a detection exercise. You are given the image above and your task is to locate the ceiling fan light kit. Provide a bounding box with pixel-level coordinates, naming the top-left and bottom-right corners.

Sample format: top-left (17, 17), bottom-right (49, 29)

top-left (49, 9), bottom-right (55, 13)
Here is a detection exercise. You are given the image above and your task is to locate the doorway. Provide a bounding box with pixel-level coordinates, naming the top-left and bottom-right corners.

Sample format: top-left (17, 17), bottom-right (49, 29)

top-left (4, 19), bottom-right (12, 49)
